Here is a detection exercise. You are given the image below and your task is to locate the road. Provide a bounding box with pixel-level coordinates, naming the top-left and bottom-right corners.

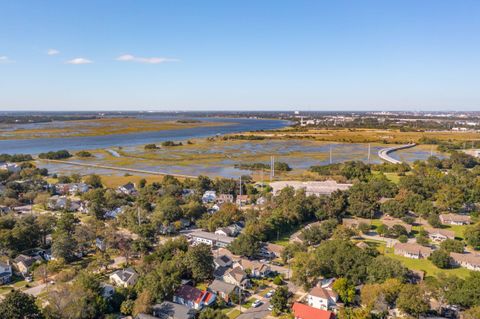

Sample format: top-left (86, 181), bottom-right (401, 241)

top-left (378, 143), bottom-right (416, 164)
top-left (237, 300), bottom-right (271, 319)
top-left (39, 159), bottom-right (197, 179)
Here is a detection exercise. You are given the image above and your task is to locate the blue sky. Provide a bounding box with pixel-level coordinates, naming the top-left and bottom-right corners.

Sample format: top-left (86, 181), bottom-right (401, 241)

top-left (1, 0), bottom-right (480, 111)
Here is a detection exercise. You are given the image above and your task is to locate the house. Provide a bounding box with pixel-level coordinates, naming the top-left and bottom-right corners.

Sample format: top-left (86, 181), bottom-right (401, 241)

top-left (425, 227), bottom-right (455, 242)
top-left (68, 183), bottom-right (90, 195)
top-left (393, 243), bottom-right (433, 259)
top-left (13, 254), bottom-right (41, 275)
top-left (381, 217), bottom-right (413, 233)
top-left (118, 182), bottom-right (136, 195)
top-left (307, 285), bottom-right (339, 311)
top-left (48, 195), bottom-right (81, 211)
top-left (222, 267), bottom-right (250, 288)
top-left (96, 238), bottom-right (106, 251)
top-left (152, 301), bottom-right (196, 319)
top-left (450, 252), bottom-right (480, 271)
top-left (235, 195), bottom-right (250, 206)
top-left (0, 162), bottom-right (21, 173)
top-left (173, 284), bottom-right (216, 310)
top-left (0, 205), bottom-right (10, 214)
top-left (202, 191), bottom-right (217, 203)
top-left (214, 224), bottom-right (242, 237)
top-left (181, 189), bottom-right (195, 200)
top-left (208, 279), bottom-right (239, 302)
top-left (256, 196), bottom-right (267, 206)
top-left (187, 230), bottom-right (235, 248)
top-left (104, 206), bottom-right (125, 219)
top-left (265, 243), bottom-right (285, 258)
top-left (270, 180), bottom-right (352, 197)
top-left (109, 268), bottom-right (138, 287)
top-left (214, 255), bottom-right (233, 269)
top-left (342, 218), bottom-right (371, 229)
top-left (0, 261), bottom-right (12, 284)
top-left (292, 302), bottom-right (335, 319)
top-left (236, 259), bottom-right (271, 278)
top-left (439, 213), bottom-right (471, 226)
top-left (217, 194), bottom-right (234, 204)
top-left (101, 283), bottom-right (115, 299)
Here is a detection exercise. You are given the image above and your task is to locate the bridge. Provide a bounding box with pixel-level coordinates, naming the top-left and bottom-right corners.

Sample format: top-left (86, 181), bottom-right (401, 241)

top-left (39, 159), bottom-right (198, 179)
top-left (378, 143), bottom-right (416, 164)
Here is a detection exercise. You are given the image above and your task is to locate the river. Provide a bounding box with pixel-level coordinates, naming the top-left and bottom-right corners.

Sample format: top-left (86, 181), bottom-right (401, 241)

top-left (0, 117), bottom-right (290, 155)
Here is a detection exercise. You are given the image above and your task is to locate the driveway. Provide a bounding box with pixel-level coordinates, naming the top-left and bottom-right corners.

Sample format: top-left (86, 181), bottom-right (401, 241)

top-left (237, 300), bottom-right (271, 319)
top-left (24, 283), bottom-right (48, 297)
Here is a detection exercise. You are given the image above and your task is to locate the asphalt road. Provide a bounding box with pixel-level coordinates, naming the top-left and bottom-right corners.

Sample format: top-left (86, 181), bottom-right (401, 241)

top-left (237, 300), bottom-right (271, 319)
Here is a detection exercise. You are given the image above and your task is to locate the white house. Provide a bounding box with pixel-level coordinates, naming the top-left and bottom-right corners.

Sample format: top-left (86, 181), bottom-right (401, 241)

top-left (188, 230), bottom-right (234, 248)
top-left (393, 243), bottom-right (433, 259)
top-left (173, 284), bottom-right (216, 310)
top-left (307, 285), bottom-right (339, 312)
top-left (0, 261), bottom-right (12, 284)
top-left (202, 191), bottom-right (217, 203)
top-left (450, 252), bottom-right (480, 271)
top-left (109, 268), bottom-right (138, 287)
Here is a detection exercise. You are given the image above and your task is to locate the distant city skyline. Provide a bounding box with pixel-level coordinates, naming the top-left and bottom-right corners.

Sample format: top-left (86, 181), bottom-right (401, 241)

top-left (1, 1), bottom-right (480, 111)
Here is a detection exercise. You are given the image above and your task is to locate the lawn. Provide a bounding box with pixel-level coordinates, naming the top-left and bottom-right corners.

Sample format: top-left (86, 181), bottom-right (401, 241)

top-left (227, 309), bottom-right (241, 319)
top-left (385, 250), bottom-right (472, 279)
top-left (242, 298), bottom-right (256, 309)
top-left (444, 224), bottom-right (468, 240)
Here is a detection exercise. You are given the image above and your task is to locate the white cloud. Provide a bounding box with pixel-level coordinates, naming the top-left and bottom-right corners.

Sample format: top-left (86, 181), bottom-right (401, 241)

top-left (116, 54), bottom-right (178, 64)
top-left (0, 56), bottom-right (14, 63)
top-left (65, 57), bottom-right (93, 64)
top-left (47, 49), bottom-right (60, 56)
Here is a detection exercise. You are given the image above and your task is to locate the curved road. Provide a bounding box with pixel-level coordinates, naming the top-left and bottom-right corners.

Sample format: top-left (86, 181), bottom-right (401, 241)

top-left (378, 143), bottom-right (416, 164)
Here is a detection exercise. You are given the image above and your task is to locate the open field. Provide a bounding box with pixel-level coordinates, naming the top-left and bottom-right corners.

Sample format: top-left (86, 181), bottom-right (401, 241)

top-left (386, 249), bottom-right (472, 279)
top-left (0, 117), bottom-right (230, 140)
top-left (244, 127), bottom-right (480, 144)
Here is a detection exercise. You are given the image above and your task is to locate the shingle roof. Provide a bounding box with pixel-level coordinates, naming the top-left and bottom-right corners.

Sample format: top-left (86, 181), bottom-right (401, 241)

top-left (309, 286), bottom-right (338, 301)
top-left (208, 279), bottom-right (237, 295)
top-left (292, 302), bottom-right (335, 319)
top-left (175, 285), bottom-right (204, 303)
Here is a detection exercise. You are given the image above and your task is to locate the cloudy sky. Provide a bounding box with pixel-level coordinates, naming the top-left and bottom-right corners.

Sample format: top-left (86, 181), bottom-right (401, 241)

top-left (1, 0), bottom-right (480, 111)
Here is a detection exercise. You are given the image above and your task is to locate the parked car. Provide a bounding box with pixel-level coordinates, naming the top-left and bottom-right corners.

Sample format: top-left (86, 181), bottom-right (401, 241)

top-left (252, 300), bottom-right (262, 308)
top-left (268, 305), bottom-right (273, 311)
top-left (265, 289), bottom-right (275, 298)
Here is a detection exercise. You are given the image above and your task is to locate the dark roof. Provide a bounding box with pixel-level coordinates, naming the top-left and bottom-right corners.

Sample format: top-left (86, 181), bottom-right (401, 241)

top-left (174, 285), bottom-right (204, 303)
top-left (213, 266), bottom-right (229, 278)
top-left (214, 255), bottom-right (232, 267)
top-left (208, 279), bottom-right (237, 295)
top-left (153, 301), bottom-right (195, 319)
top-left (112, 267), bottom-right (138, 284)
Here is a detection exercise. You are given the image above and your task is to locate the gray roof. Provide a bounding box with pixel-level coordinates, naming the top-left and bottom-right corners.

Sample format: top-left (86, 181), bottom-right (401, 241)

top-left (112, 267), bottom-right (138, 284)
top-left (153, 301), bottom-right (195, 319)
top-left (208, 279), bottom-right (237, 295)
top-left (214, 255), bottom-right (232, 267)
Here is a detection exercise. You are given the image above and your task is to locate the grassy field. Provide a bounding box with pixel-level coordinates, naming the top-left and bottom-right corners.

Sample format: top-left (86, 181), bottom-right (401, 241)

top-left (386, 250), bottom-right (472, 279)
top-left (246, 127), bottom-right (480, 144)
top-left (0, 117), bottom-right (230, 140)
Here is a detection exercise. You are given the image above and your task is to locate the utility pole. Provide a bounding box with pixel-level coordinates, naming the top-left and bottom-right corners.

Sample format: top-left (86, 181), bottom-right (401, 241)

top-left (329, 145), bottom-right (332, 164)
top-left (137, 207), bottom-right (141, 226)
top-left (367, 143), bottom-right (371, 164)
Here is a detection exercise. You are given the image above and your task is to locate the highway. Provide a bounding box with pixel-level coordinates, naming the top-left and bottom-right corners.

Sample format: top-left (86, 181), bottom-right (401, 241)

top-left (377, 143), bottom-right (416, 164)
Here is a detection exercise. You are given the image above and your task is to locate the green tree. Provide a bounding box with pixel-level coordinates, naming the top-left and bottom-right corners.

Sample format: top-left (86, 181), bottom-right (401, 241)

top-left (367, 256), bottom-right (408, 283)
top-left (332, 278), bottom-right (356, 304)
top-left (429, 250), bottom-right (452, 269)
top-left (465, 223), bottom-right (480, 249)
top-left (440, 239), bottom-right (464, 253)
top-left (185, 244), bottom-right (214, 282)
top-left (271, 286), bottom-right (290, 313)
top-left (229, 234), bottom-right (261, 258)
top-left (84, 174), bottom-right (103, 188)
top-left (0, 290), bottom-right (43, 319)
top-left (396, 284), bottom-right (429, 317)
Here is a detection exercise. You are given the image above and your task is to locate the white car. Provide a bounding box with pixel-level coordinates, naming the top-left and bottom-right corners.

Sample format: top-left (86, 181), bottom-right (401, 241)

top-left (268, 305), bottom-right (273, 311)
top-left (265, 289), bottom-right (275, 298)
top-left (252, 300), bottom-right (262, 308)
